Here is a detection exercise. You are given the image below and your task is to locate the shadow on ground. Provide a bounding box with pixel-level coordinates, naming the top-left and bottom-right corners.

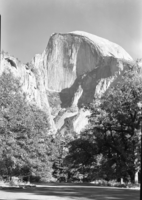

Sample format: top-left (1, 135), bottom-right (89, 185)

top-left (0, 183), bottom-right (140, 200)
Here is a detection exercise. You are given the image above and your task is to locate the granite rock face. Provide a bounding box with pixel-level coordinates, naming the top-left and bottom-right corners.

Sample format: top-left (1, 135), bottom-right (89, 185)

top-left (0, 31), bottom-right (134, 134)
top-left (1, 52), bottom-right (56, 133)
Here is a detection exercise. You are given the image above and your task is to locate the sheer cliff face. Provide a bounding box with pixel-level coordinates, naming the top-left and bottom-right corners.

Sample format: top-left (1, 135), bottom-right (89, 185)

top-left (1, 53), bottom-right (56, 133)
top-left (45, 32), bottom-right (133, 107)
top-left (1, 31), bottom-right (134, 133)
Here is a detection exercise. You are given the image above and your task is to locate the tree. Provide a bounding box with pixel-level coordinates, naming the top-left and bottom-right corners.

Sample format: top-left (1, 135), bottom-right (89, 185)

top-left (0, 71), bottom-right (53, 181)
top-left (88, 66), bottom-right (142, 183)
top-left (52, 131), bottom-right (77, 182)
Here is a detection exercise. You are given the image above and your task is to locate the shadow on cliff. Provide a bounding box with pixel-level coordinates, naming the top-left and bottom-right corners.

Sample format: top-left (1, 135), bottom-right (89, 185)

top-left (59, 69), bottom-right (98, 109)
top-left (59, 56), bottom-right (127, 109)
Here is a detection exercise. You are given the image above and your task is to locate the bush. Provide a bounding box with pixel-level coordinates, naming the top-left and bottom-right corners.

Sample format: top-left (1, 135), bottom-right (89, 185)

top-left (91, 179), bottom-right (140, 188)
top-left (29, 176), bottom-right (41, 183)
top-left (91, 179), bottom-right (127, 188)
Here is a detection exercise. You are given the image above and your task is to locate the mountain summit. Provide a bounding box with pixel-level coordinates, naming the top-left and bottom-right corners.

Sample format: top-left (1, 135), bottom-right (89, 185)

top-left (1, 31), bottom-right (134, 134)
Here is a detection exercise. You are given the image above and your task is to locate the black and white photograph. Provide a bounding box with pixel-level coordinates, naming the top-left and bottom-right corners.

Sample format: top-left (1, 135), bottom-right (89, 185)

top-left (0, 0), bottom-right (141, 199)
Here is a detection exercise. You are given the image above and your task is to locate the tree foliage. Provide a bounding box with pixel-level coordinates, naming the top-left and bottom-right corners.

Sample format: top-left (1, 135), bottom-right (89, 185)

top-left (52, 131), bottom-right (77, 182)
top-left (87, 67), bottom-right (142, 182)
top-left (63, 66), bottom-right (142, 183)
top-left (0, 71), bottom-right (54, 180)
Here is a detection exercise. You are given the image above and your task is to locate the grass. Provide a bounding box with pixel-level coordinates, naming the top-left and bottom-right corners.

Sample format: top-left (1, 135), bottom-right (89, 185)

top-left (0, 182), bottom-right (140, 200)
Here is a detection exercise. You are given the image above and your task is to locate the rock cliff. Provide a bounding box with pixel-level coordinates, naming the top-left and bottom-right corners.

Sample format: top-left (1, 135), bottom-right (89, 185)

top-left (0, 31), bottom-right (134, 134)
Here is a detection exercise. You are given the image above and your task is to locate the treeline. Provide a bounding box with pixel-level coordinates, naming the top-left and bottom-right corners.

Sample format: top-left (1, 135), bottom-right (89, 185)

top-left (0, 64), bottom-right (141, 184)
top-left (0, 71), bottom-right (58, 182)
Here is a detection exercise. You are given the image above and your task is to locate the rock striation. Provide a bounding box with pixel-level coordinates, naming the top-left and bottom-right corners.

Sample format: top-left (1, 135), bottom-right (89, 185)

top-left (0, 31), bottom-right (134, 134)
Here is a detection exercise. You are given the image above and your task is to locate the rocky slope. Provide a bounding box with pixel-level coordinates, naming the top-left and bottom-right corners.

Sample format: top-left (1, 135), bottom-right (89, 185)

top-left (0, 31), bottom-right (134, 134)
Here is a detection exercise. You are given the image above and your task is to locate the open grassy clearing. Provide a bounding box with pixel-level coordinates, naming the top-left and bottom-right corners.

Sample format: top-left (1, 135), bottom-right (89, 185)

top-left (0, 183), bottom-right (140, 200)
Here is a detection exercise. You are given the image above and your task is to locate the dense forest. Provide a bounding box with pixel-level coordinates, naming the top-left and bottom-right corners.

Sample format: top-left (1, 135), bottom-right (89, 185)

top-left (0, 63), bottom-right (141, 184)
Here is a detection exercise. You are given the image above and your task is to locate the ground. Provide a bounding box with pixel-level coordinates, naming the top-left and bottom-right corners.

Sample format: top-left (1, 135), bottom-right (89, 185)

top-left (0, 183), bottom-right (140, 200)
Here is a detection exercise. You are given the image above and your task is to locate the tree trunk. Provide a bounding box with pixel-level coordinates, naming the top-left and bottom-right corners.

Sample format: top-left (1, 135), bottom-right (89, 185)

top-left (28, 175), bottom-right (30, 183)
top-left (134, 171), bottom-right (139, 184)
top-left (120, 178), bottom-right (124, 184)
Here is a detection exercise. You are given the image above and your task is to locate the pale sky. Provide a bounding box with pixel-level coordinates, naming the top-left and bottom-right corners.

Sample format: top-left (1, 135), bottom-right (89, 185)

top-left (0, 0), bottom-right (142, 63)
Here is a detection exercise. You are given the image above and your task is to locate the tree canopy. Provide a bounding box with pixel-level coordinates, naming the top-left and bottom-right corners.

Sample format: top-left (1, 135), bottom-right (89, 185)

top-left (1, 64), bottom-right (141, 184)
top-left (87, 66), bottom-right (142, 182)
top-left (63, 66), bottom-right (142, 183)
top-left (0, 71), bottom-right (54, 181)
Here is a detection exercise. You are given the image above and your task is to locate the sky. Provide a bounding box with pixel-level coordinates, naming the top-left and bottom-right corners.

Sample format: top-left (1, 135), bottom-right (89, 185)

top-left (0, 0), bottom-right (142, 63)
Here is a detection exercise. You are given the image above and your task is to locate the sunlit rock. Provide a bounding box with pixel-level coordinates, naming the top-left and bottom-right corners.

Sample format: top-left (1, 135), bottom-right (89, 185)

top-left (0, 31), bottom-right (134, 134)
